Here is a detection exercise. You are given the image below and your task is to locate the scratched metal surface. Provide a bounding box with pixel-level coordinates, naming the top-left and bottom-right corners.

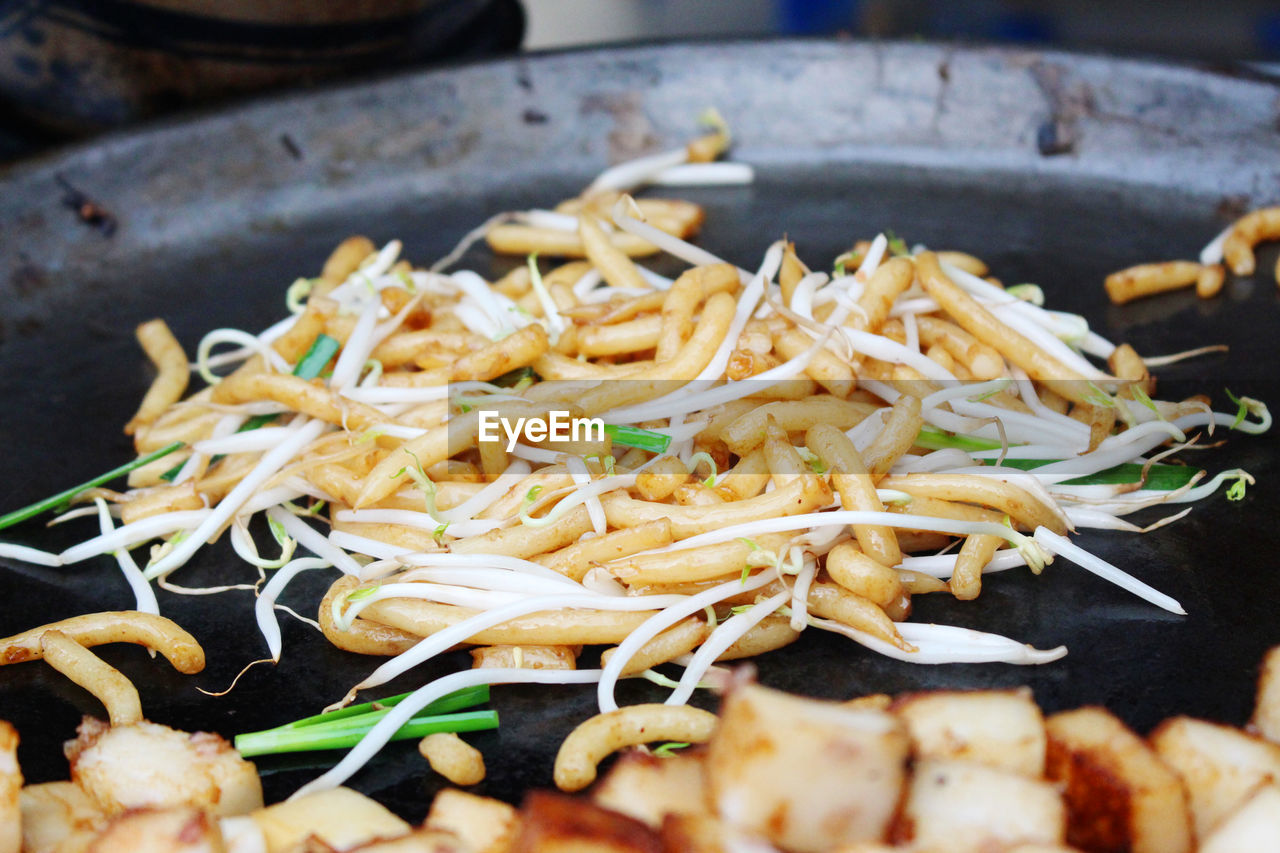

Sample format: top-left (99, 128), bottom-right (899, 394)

top-left (0, 41), bottom-right (1278, 819)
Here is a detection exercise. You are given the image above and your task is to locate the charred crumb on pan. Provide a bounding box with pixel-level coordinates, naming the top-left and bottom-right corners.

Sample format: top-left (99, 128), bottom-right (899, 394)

top-left (280, 133), bottom-right (304, 160)
top-left (55, 174), bottom-right (116, 237)
top-left (523, 108), bottom-right (549, 125)
top-left (516, 67), bottom-right (533, 91)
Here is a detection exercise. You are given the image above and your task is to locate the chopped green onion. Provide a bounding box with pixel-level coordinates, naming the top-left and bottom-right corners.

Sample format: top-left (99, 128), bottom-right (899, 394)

top-left (234, 710), bottom-right (497, 757)
top-left (603, 425), bottom-right (671, 454)
top-left (653, 742), bottom-right (691, 758)
top-left (293, 334), bottom-right (341, 380)
top-left (740, 564), bottom-right (751, 585)
top-left (686, 451), bottom-right (718, 487)
top-left (0, 440), bottom-right (186, 532)
top-left (736, 537), bottom-right (760, 551)
top-left (914, 427), bottom-right (1010, 453)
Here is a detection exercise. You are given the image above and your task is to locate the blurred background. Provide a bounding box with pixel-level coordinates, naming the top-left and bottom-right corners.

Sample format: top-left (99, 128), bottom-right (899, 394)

top-left (526, 0), bottom-right (1280, 60)
top-left (2, 0), bottom-right (1278, 162)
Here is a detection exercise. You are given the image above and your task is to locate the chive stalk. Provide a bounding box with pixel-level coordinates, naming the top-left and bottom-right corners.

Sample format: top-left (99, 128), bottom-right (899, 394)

top-left (235, 710), bottom-right (498, 757)
top-left (915, 427), bottom-right (1200, 490)
top-left (994, 458), bottom-right (1201, 490)
top-left (0, 440), bottom-right (185, 531)
top-left (603, 424), bottom-right (671, 453)
top-left (293, 334), bottom-right (342, 380)
top-left (234, 684), bottom-right (494, 758)
top-left (280, 684), bottom-right (489, 729)
top-left (914, 426), bottom-right (1008, 453)
top-left (162, 333), bottom-right (341, 481)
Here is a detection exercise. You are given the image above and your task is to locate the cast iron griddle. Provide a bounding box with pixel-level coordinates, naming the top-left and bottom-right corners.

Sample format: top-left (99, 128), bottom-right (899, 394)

top-left (1, 41), bottom-right (1278, 820)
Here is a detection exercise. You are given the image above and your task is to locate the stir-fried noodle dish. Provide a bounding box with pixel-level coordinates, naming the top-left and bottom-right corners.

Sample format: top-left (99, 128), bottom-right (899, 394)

top-left (0, 118), bottom-right (1273, 799)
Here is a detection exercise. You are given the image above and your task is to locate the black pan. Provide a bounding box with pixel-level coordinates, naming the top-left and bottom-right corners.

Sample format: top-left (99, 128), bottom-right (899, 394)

top-left (1, 40), bottom-right (1278, 820)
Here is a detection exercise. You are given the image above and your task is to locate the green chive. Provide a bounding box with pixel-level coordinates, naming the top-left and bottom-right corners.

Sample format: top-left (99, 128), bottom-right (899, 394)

top-left (994, 458), bottom-right (1200, 490)
top-left (233, 685), bottom-right (494, 757)
top-left (292, 334), bottom-right (342, 381)
top-left (914, 428), bottom-right (1201, 490)
top-left (603, 424), bottom-right (671, 454)
top-left (0, 440), bottom-right (186, 531)
top-left (234, 709), bottom-right (498, 758)
top-left (914, 426), bottom-right (1009, 453)
top-left (162, 334), bottom-right (341, 481)
top-left (280, 685), bottom-right (489, 729)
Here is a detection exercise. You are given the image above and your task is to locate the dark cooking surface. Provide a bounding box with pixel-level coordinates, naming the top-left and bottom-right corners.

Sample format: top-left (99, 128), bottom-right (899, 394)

top-left (1, 41), bottom-right (1278, 820)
